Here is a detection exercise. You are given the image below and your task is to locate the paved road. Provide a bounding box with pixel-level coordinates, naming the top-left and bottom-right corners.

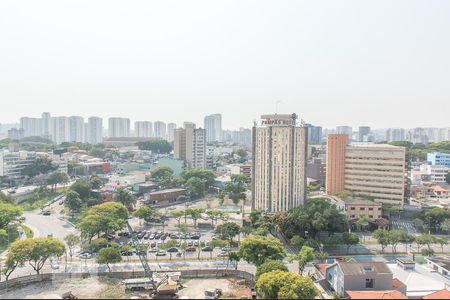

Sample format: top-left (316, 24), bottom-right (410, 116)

top-left (22, 198), bottom-right (78, 242)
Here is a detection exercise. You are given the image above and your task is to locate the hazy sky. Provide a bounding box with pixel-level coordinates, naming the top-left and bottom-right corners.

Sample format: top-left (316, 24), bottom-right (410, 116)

top-left (1, 1), bottom-right (449, 130)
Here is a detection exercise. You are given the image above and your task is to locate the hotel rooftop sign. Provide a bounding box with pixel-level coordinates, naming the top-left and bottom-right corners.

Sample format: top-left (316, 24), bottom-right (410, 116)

top-left (260, 114), bottom-right (298, 126)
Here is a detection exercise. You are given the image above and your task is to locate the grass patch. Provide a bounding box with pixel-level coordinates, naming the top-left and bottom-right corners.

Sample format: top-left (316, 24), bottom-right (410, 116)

top-left (67, 214), bottom-right (83, 226)
top-left (21, 225), bottom-right (33, 238)
top-left (19, 192), bottom-right (62, 211)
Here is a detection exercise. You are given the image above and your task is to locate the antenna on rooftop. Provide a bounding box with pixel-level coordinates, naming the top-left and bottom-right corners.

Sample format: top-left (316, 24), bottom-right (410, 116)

top-left (275, 100), bottom-right (282, 114)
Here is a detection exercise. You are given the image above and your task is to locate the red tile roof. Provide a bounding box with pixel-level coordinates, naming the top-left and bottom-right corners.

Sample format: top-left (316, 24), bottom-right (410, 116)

top-left (392, 278), bottom-right (406, 289)
top-left (347, 290), bottom-right (407, 299)
top-left (422, 289), bottom-right (450, 299)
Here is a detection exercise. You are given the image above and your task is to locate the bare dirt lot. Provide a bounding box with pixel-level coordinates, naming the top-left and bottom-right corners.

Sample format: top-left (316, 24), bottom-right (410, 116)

top-left (1, 277), bottom-right (252, 299)
top-left (0, 277), bottom-right (127, 299)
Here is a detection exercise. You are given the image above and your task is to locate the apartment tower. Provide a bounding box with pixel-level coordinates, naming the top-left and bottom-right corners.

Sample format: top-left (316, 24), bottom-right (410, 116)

top-left (252, 114), bottom-right (308, 212)
top-left (174, 122), bottom-right (206, 169)
top-left (326, 134), bottom-right (349, 194)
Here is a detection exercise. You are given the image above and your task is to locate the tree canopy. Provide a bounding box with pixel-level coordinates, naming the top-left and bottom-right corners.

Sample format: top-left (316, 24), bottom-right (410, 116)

top-left (97, 247), bottom-right (122, 272)
top-left (256, 259), bottom-right (288, 278)
top-left (256, 270), bottom-right (318, 299)
top-left (224, 174), bottom-right (248, 205)
top-left (0, 201), bottom-right (22, 229)
top-left (21, 156), bottom-right (58, 177)
top-left (215, 222), bottom-right (241, 243)
top-left (78, 202), bottom-right (128, 241)
top-left (136, 140), bottom-right (172, 154)
top-left (237, 235), bottom-right (286, 266)
top-left (282, 198), bottom-right (347, 238)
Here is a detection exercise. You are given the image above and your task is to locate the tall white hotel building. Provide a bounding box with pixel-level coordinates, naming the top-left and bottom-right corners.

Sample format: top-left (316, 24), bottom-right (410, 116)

top-left (252, 114), bottom-right (308, 212)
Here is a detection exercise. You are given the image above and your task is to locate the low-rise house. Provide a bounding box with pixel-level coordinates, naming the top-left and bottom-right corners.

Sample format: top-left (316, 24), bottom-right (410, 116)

top-left (144, 188), bottom-right (187, 206)
top-left (325, 261), bottom-right (394, 294)
top-left (345, 199), bottom-right (382, 221)
top-left (425, 256), bottom-right (450, 278)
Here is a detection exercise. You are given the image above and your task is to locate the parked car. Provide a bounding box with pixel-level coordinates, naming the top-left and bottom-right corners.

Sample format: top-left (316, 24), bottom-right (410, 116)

top-left (185, 247), bottom-right (196, 252)
top-left (202, 246), bottom-right (213, 252)
top-left (156, 250), bottom-right (167, 256)
top-left (167, 247), bottom-right (178, 253)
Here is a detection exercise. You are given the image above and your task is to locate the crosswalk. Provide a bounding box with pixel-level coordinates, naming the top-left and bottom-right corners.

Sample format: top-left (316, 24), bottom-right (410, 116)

top-left (391, 220), bottom-right (418, 234)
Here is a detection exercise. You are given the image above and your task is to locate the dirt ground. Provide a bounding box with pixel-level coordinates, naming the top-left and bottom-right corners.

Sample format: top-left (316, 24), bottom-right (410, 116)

top-left (1, 277), bottom-right (252, 299)
top-left (0, 277), bottom-right (128, 299)
top-left (178, 278), bottom-right (252, 299)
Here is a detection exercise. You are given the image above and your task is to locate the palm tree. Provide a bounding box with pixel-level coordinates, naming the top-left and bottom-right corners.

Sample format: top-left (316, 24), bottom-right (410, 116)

top-left (171, 211), bottom-right (184, 227)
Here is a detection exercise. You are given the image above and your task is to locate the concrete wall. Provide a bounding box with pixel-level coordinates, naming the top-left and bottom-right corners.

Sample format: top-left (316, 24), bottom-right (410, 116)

top-left (0, 269), bottom-right (255, 290)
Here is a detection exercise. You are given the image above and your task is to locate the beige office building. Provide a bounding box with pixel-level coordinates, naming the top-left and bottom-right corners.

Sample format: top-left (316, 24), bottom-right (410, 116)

top-left (326, 140), bottom-right (407, 206)
top-left (252, 114), bottom-right (308, 212)
top-left (174, 122), bottom-right (206, 169)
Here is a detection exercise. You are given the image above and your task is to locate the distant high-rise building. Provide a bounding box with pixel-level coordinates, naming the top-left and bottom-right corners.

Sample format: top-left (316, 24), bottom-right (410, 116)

top-left (336, 126), bottom-right (353, 137)
top-left (204, 114), bottom-right (222, 143)
top-left (167, 123), bottom-right (177, 142)
top-left (135, 121), bottom-right (153, 138)
top-left (41, 112), bottom-right (51, 139)
top-left (20, 117), bottom-right (43, 137)
top-left (386, 128), bottom-right (405, 142)
top-left (174, 122), bottom-right (206, 168)
top-left (7, 128), bottom-right (24, 140)
top-left (51, 116), bottom-right (70, 144)
top-left (407, 128), bottom-right (428, 144)
top-left (68, 116), bottom-right (84, 143)
top-left (252, 114), bottom-right (308, 212)
top-left (358, 126), bottom-right (371, 142)
top-left (87, 117), bottom-right (103, 144)
top-left (154, 121), bottom-right (167, 139)
top-left (305, 123), bottom-right (322, 144)
top-left (326, 140), bottom-right (407, 206)
top-left (108, 118), bottom-right (130, 138)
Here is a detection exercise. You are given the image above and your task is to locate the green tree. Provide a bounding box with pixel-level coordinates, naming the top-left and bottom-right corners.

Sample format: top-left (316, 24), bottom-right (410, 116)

top-left (256, 259), bottom-right (288, 278)
top-left (136, 140), bottom-right (172, 153)
top-left (65, 190), bottom-right (83, 213)
top-left (186, 177), bottom-right (205, 198)
top-left (206, 210), bottom-right (220, 226)
top-left (179, 168), bottom-right (216, 191)
top-left (70, 179), bottom-right (92, 200)
top-left (171, 210), bottom-right (184, 227)
top-left (218, 190), bottom-right (226, 206)
top-left (151, 167), bottom-right (174, 188)
top-left (237, 235), bottom-right (286, 266)
top-left (186, 208), bottom-right (204, 228)
top-left (416, 234), bottom-right (437, 250)
top-left (289, 246), bottom-right (315, 275)
top-left (84, 238), bottom-right (108, 252)
top-left (0, 202), bottom-right (22, 229)
top-left (446, 172), bottom-right (450, 184)
top-left (282, 198), bottom-right (347, 238)
top-left (64, 233), bottom-right (80, 261)
top-left (372, 229), bottom-right (390, 252)
top-left (11, 237), bottom-right (65, 274)
top-left (256, 270), bottom-right (318, 299)
top-left (416, 207), bottom-right (450, 233)
top-left (436, 237), bottom-right (448, 253)
top-left (399, 232), bottom-right (415, 253)
top-left (117, 188), bottom-right (136, 210)
top-left (78, 202), bottom-right (128, 241)
top-left (133, 206), bottom-right (154, 224)
top-left (22, 157), bottom-right (57, 177)
top-left (421, 248), bottom-right (435, 257)
top-left (46, 172), bottom-right (69, 192)
top-left (3, 238), bottom-right (32, 280)
top-left (341, 232), bottom-right (359, 254)
top-left (224, 174), bottom-right (248, 205)
top-left (89, 175), bottom-right (103, 189)
top-left (0, 228), bottom-right (7, 243)
top-left (97, 247), bottom-right (122, 272)
top-left (440, 219), bottom-right (450, 235)
top-left (215, 222), bottom-right (241, 243)
top-left (386, 230), bottom-right (404, 254)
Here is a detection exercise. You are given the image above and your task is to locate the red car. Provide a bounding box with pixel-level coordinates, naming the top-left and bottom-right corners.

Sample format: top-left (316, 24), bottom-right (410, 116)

top-left (185, 247), bottom-right (196, 252)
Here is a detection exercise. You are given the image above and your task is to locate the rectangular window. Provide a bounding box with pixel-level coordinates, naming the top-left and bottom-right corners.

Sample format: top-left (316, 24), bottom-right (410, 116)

top-left (360, 207), bottom-right (365, 211)
top-left (350, 207), bottom-right (355, 210)
top-left (368, 208), bottom-right (373, 211)
top-left (365, 279), bottom-right (374, 288)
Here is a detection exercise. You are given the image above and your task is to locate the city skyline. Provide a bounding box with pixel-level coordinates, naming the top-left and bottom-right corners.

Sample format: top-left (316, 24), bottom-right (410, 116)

top-left (1, 1), bottom-right (450, 129)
